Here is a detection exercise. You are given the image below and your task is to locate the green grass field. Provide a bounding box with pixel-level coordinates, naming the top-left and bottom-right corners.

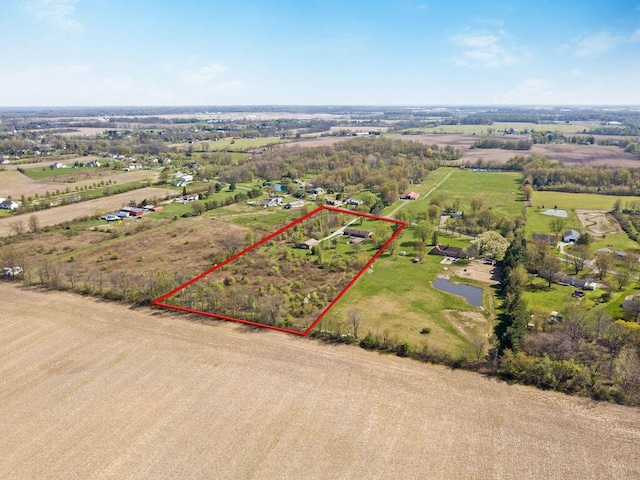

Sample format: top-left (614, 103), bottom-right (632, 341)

top-left (320, 228), bottom-right (491, 357)
top-left (531, 191), bottom-right (630, 211)
top-left (177, 137), bottom-right (289, 153)
top-left (380, 168), bottom-right (452, 218)
top-left (400, 122), bottom-right (589, 135)
top-left (525, 208), bottom-right (580, 237)
top-left (430, 168), bottom-right (523, 216)
top-left (381, 168), bottom-right (523, 221)
top-left (526, 191), bottom-right (640, 252)
top-left (20, 165), bottom-right (103, 180)
top-left (192, 151), bottom-right (251, 162)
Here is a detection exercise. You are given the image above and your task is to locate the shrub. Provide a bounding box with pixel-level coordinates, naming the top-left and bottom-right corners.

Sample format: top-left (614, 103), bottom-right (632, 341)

top-left (420, 327), bottom-right (431, 335)
top-left (359, 332), bottom-right (380, 350)
top-left (395, 340), bottom-right (413, 357)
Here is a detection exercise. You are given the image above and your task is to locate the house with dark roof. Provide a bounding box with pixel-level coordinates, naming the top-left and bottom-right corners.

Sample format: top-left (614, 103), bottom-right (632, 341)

top-left (556, 274), bottom-right (596, 290)
top-left (284, 200), bottom-right (305, 209)
top-left (428, 245), bottom-right (468, 259)
top-left (563, 229), bottom-right (580, 242)
top-left (531, 233), bottom-right (555, 245)
top-left (120, 206), bottom-right (144, 217)
top-left (343, 228), bottom-right (372, 239)
top-left (0, 199), bottom-right (19, 210)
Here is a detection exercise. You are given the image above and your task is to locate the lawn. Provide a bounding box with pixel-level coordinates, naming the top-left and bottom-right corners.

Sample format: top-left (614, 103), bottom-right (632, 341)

top-left (20, 165), bottom-right (95, 180)
top-left (526, 191), bottom-right (640, 252)
top-left (320, 228), bottom-right (492, 357)
top-left (400, 122), bottom-right (589, 135)
top-left (429, 168), bottom-right (523, 216)
top-left (531, 191), bottom-right (631, 211)
top-left (403, 122), bottom-right (589, 135)
top-left (176, 137), bottom-right (289, 153)
top-left (381, 167), bottom-right (452, 218)
top-left (524, 277), bottom-right (600, 318)
top-left (525, 207), bottom-right (580, 237)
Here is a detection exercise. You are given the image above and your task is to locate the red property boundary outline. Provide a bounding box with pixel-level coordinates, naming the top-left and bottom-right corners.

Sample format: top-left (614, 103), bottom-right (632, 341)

top-left (153, 205), bottom-right (406, 336)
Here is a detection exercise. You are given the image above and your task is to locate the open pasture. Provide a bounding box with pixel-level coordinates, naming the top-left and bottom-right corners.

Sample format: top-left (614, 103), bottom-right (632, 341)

top-left (321, 230), bottom-right (492, 355)
top-left (171, 136), bottom-right (288, 152)
top-left (429, 168), bottom-right (523, 216)
top-left (531, 191), bottom-right (631, 212)
top-left (403, 122), bottom-right (594, 135)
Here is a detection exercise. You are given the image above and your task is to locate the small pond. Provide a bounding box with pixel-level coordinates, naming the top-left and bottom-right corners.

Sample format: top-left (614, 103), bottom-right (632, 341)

top-left (432, 278), bottom-right (483, 307)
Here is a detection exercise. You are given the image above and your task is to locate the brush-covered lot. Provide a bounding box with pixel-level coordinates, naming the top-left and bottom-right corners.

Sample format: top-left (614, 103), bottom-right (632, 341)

top-left (160, 207), bottom-right (401, 333)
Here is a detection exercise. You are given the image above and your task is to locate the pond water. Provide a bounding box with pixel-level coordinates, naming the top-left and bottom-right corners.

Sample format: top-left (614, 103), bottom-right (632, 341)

top-left (432, 278), bottom-right (483, 307)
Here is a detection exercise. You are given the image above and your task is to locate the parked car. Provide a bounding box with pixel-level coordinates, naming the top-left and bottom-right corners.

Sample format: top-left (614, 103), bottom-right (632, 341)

top-left (99, 214), bottom-right (119, 221)
top-left (3, 266), bottom-right (23, 277)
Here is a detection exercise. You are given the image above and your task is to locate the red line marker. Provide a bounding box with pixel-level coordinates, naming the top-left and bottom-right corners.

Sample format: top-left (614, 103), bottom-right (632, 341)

top-left (153, 205), bottom-right (406, 336)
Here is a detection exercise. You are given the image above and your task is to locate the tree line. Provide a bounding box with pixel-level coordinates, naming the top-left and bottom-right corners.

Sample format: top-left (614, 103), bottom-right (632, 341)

top-left (492, 236), bottom-right (640, 404)
top-left (214, 137), bottom-right (461, 207)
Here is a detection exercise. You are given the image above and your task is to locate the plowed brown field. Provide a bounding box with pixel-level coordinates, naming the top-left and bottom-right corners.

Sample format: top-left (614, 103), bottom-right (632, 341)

top-left (1, 283), bottom-right (639, 479)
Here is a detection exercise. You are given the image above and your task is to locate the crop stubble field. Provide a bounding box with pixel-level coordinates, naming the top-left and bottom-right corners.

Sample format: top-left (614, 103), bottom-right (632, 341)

top-left (288, 133), bottom-right (640, 168)
top-left (1, 283), bottom-right (639, 479)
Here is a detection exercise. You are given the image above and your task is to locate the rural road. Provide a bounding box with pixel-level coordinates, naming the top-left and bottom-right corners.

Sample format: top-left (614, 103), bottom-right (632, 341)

top-left (1, 283), bottom-right (639, 479)
top-left (0, 187), bottom-right (176, 237)
top-left (320, 217), bottom-right (358, 242)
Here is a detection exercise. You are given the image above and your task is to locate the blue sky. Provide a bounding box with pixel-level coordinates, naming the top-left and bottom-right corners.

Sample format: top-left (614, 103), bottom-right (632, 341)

top-left (1, 0), bottom-right (640, 106)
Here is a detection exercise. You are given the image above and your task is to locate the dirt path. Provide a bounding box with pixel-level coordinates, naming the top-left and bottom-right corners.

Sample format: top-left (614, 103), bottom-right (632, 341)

top-left (576, 209), bottom-right (622, 236)
top-left (1, 283), bottom-right (639, 479)
top-left (0, 187), bottom-right (176, 237)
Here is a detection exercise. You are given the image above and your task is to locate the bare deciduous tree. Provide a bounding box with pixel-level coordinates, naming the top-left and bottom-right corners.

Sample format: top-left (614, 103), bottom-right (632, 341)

top-left (623, 295), bottom-right (640, 322)
top-left (28, 215), bottom-right (40, 234)
top-left (539, 254), bottom-right (562, 288)
top-left (569, 244), bottom-right (590, 275)
top-left (595, 251), bottom-right (615, 280)
top-left (10, 220), bottom-right (25, 236)
top-left (347, 307), bottom-right (362, 339)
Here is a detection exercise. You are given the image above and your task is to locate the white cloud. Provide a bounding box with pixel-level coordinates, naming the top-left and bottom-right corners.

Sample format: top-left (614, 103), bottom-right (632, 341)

top-left (451, 31), bottom-right (518, 68)
top-left (26, 0), bottom-right (84, 32)
top-left (0, 61), bottom-right (247, 105)
top-left (562, 69), bottom-right (583, 79)
top-left (574, 31), bottom-right (624, 57)
top-left (179, 63), bottom-right (227, 84)
top-left (500, 78), bottom-right (555, 104)
top-left (498, 74), bottom-right (640, 105)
